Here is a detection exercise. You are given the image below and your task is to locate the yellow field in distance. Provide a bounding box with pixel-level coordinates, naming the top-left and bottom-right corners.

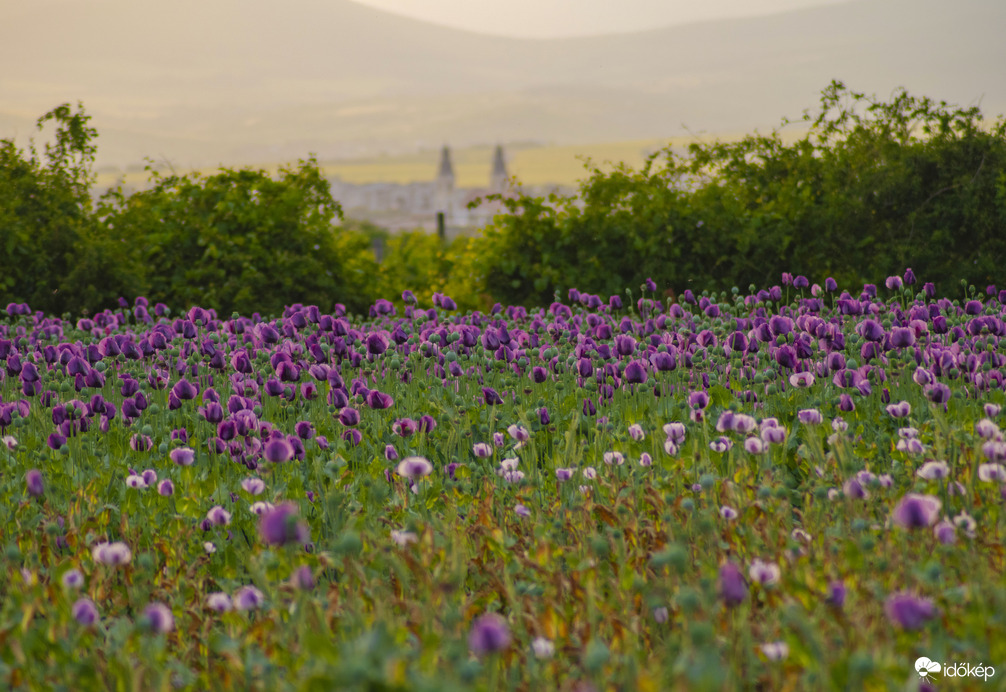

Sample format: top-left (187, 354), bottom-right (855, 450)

top-left (95, 133), bottom-right (781, 191)
top-left (318, 138), bottom-right (701, 188)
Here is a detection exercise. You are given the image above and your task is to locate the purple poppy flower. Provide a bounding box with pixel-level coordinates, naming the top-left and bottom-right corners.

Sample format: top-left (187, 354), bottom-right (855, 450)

top-left (886, 401), bottom-right (911, 418)
top-left (719, 562), bottom-right (748, 607)
top-left (263, 378), bottom-right (285, 398)
top-left (857, 319), bottom-right (885, 342)
top-left (263, 438), bottom-right (294, 464)
top-left (341, 429), bottom-right (362, 446)
top-left (614, 335), bottom-right (636, 357)
top-left (366, 333), bottom-right (389, 355)
top-left (760, 425), bottom-right (786, 444)
top-left (392, 418), bottom-right (419, 437)
top-left (338, 407), bottom-right (360, 426)
top-left (170, 378), bottom-right (198, 401)
top-left (130, 434), bottom-right (153, 452)
top-left (798, 409), bottom-right (823, 425)
top-left (19, 361), bottom-right (39, 383)
top-left (749, 559), bottom-right (781, 586)
top-left (842, 478), bottom-right (868, 499)
top-left (210, 420), bottom-right (232, 443)
top-left (292, 565), bottom-right (315, 590)
top-left (916, 460), bottom-right (949, 480)
top-left (396, 456), bottom-right (433, 478)
top-left (143, 602), bottom-right (174, 633)
top-left (624, 360), bottom-right (648, 384)
top-left (157, 479), bottom-right (174, 496)
top-left (418, 415), bottom-right (437, 432)
top-left (72, 598), bottom-right (99, 626)
top-left (234, 585), bottom-right (265, 611)
top-left (892, 493), bottom-right (941, 528)
top-left (885, 592), bottom-right (936, 630)
top-left (646, 351), bottom-right (674, 372)
top-left (206, 506), bottom-right (231, 526)
top-left (440, 295), bottom-right (457, 311)
top-left (925, 383), bottom-right (951, 405)
top-left (26, 469), bottom-right (44, 498)
top-left (259, 503), bottom-right (309, 546)
top-left (890, 327), bottom-right (915, 348)
top-left (196, 400), bottom-right (224, 422)
top-left (482, 387), bottom-right (503, 406)
top-left (468, 613), bottom-right (511, 657)
top-left (582, 398), bottom-right (596, 416)
top-left (384, 444), bottom-right (399, 461)
top-left (242, 478), bottom-right (265, 495)
top-left (688, 391), bottom-right (709, 410)
top-left (934, 520), bottom-right (956, 545)
top-left (205, 592), bottom-right (232, 613)
top-left (61, 568), bottom-right (84, 589)
top-left (294, 421), bottom-right (315, 440)
top-left (978, 462), bottom-right (1006, 481)
top-left (825, 580), bottom-right (846, 608)
top-left (91, 541), bottom-right (132, 566)
top-left (473, 443), bottom-right (492, 458)
top-left (170, 447), bottom-right (195, 466)
top-left (366, 390), bottom-right (394, 410)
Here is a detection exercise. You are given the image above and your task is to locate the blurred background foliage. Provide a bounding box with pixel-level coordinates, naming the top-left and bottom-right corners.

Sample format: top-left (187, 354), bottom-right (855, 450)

top-left (471, 81), bottom-right (1006, 307)
top-left (2, 82), bottom-right (1005, 318)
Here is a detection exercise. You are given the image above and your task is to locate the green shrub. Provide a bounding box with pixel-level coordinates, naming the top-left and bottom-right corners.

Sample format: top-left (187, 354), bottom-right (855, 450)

top-left (0, 103), bottom-right (137, 315)
top-left (96, 160), bottom-right (380, 316)
top-left (372, 230), bottom-right (482, 311)
top-left (468, 81), bottom-right (1006, 305)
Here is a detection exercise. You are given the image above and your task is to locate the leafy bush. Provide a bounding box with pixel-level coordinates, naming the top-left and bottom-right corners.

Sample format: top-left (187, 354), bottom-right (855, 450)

top-left (0, 103), bottom-right (137, 316)
top-left (97, 161), bottom-right (379, 317)
top-left (375, 230), bottom-right (482, 311)
top-left (469, 81), bottom-right (1006, 306)
top-left (1, 104), bottom-right (386, 317)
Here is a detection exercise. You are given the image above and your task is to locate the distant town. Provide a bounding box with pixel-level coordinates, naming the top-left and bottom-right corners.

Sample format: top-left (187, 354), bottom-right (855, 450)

top-left (328, 145), bottom-right (574, 234)
top-left (98, 144), bottom-right (576, 236)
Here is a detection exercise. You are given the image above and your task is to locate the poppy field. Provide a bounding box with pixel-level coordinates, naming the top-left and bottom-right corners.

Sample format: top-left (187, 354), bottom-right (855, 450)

top-left (2, 269), bottom-right (1006, 691)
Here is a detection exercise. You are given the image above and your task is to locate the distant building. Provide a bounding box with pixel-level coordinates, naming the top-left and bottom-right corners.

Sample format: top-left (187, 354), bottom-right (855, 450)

top-left (489, 144), bottom-right (507, 194)
top-left (328, 144), bottom-right (558, 234)
top-left (434, 145), bottom-right (455, 218)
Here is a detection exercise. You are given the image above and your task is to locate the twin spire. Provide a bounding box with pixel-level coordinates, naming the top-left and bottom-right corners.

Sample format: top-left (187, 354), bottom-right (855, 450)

top-left (436, 144), bottom-right (508, 194)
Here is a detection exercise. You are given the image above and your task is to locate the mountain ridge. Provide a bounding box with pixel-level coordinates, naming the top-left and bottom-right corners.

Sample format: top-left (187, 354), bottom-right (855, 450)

top-left (1, 0), bottom-right (1002, 168)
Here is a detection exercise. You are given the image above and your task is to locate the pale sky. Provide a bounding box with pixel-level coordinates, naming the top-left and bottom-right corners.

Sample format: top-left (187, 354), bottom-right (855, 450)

top-left (349, 0), bottom-right (853, 38)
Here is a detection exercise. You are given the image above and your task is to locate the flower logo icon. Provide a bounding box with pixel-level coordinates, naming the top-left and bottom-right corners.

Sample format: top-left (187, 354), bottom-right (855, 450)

top-left (916, 657), bottom-right (941, 679)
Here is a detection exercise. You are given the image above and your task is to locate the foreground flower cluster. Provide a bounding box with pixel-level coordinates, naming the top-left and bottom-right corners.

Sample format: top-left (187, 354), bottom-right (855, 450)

top-left (2, 269), bottom-right (1005, 690)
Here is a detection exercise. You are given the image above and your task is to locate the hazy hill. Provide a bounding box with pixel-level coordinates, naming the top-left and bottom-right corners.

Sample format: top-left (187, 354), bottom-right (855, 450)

top-left (1, 0), bottom-right (1002, 169)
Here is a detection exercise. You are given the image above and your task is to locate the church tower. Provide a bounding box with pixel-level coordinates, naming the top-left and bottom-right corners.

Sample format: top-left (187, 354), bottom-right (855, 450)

top-left (435, 145), bottom-right (455, 218)
top-left (489, 144), bottom-right (508, 194)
